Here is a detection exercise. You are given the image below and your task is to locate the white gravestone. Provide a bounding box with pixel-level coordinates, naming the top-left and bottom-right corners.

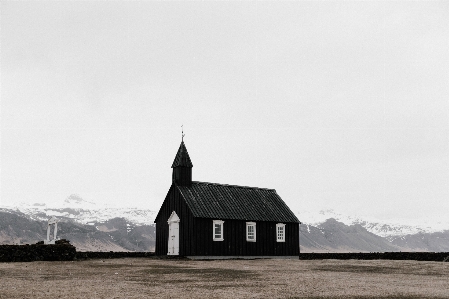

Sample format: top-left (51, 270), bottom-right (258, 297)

top-left (44, 216), bottom-right (60, 245)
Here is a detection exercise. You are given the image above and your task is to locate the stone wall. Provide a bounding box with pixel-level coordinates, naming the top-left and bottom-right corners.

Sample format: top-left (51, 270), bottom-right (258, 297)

top-left (0, 239), bottom-right (156, 262)
top-left (75, 251), bottom-right (155, 260)
top-left (1, 242), bottom-right (448, 262)
top-left (299, 252), bottom-right (449, 262)
top-left (0, 240), bottom-right (76, 262)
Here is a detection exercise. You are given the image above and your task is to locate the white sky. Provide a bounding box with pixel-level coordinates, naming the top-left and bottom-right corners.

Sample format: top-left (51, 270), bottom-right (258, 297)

top-left (1, 1), bottom-right (448, 221)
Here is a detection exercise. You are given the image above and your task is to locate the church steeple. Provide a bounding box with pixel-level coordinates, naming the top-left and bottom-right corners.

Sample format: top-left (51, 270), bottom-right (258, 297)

top-left (171, 140), bottom-right (193, 186)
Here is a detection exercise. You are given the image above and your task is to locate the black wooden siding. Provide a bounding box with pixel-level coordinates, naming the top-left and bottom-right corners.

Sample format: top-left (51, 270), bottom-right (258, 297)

top-left (193, 218), bottom-right (299, 256)
top-left (156, 184), bottom-right (299, 256)
top-left (155, 185), bottom-right (195, 256)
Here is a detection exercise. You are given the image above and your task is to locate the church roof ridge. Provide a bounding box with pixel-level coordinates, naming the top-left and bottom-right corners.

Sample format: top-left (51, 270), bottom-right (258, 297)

top-left (176, 181), bottom-right (300, 223)
top-left (191, 181), bottom-right (276, 192)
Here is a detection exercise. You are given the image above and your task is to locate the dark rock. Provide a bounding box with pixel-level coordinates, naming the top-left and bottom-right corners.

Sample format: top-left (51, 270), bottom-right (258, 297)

top-left (0, 240), bottom-right (76, 262)
top-left (298, 252), bottom-right (449, 261)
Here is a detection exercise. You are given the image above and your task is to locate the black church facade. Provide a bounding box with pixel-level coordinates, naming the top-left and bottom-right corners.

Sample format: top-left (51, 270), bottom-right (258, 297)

top-left (154, 140), bottom-right (301, 258)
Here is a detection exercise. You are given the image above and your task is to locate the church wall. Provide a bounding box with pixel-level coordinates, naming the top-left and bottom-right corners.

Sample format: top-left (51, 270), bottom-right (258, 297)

top-left (193, 218), bottom-right (300, 256)
top-left (154, 184), bottom-right (195, 256)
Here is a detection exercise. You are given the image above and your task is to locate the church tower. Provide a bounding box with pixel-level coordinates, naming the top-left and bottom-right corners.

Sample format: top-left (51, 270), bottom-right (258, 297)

top-left (171, 140), bottom-right (193, 186)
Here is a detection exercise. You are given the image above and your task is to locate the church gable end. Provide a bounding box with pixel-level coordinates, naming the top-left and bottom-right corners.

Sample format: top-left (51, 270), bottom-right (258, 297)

top-left (154, 184), bottom-right (195, 256)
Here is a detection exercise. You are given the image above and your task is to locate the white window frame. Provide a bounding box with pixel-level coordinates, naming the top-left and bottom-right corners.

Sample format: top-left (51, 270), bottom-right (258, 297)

top-left (276, 223), bottom-right (286, 242)
top-left (246, 222), bottom-right (256, 242)
top-left (213, 220), bottom-right (224, 241)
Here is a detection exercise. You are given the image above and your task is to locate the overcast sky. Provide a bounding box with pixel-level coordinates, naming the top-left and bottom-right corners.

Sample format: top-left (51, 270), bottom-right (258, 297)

top-left (1, 1), bottom-right (448, 222)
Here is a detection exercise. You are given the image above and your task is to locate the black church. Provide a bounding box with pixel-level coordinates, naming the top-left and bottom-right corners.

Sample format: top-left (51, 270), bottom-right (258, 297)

top-left (154, 139), bottom-right (301, 258)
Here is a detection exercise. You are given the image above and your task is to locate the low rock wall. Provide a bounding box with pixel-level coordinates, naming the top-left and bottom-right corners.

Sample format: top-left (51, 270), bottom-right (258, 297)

top-left (0, 239), bottom-right (155, 262)
top-left (75, 251), bottom-right (155, 260)
top-left (0, 242), bottom-right (76, 262)
top-left (299, 252), bottom-right (449, 262)
top-left (1, 244), bottom-right (448, 262)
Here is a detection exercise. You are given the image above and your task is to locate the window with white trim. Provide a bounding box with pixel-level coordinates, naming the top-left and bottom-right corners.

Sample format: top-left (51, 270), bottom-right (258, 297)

top-left (213, 220), bottom-right (224, 241)
top-left (246, 222), bottom-right (256, 242)
top-left (276, 223), bottom-right (286, 242)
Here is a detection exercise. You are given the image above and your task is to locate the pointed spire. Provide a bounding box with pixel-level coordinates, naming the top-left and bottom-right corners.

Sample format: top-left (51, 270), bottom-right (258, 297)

top-left (171, 128), bottom-right (193, 185)
top-left (171, 141), bottom-right (193, 168)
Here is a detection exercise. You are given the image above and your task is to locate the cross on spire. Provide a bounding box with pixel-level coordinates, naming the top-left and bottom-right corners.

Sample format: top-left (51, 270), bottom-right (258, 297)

top-left (181, 125), bottom-right (185, 141)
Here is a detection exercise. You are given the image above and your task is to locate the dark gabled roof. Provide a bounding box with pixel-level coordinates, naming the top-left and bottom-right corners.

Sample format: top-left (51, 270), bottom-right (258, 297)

top-left (176, 181), bottom-right (300, 223)
top-left (171, 141), bottom-right (193, 168)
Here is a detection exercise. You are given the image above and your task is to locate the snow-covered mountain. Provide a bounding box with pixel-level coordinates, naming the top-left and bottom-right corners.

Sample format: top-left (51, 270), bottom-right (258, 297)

top-left (299, 219), bottom-right (402, 253)
top-left (0, 194), bottom-right (157, 251)
top-left (297, 209), bottom-right (448, 238)
top-left (0, 209), bottom-right (155, 251)
top-left (3, 196), bottom-right (447, 238)
top-left (1, 194), bottom-right (157, 226)
top-left (297, 210), bottom-right (449, 252)
top-left (2, 196), bottom-right (448, 252)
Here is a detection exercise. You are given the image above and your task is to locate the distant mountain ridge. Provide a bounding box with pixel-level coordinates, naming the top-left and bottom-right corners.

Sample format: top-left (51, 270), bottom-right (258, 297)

top-left (300, 218), bottom-right (401, 252)
top-left (298, 209), bottom-right (449, 253)
top-left (2, 194), bottom-right (157, 226)
top-left (299, 218), bottom-right (449, 253)
top-left (1, 197), bottom-right (448, 252)
top-left (0, 209), bottom-right (155, 252)
top-left (0, 195), bottom-right (156, 251)
top-left (298, 209), bottom-right (449, 237)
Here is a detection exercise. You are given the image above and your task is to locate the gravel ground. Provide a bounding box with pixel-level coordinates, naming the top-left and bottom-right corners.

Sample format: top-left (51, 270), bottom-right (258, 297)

top-left (0, 258), bottom-right (448, 299)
